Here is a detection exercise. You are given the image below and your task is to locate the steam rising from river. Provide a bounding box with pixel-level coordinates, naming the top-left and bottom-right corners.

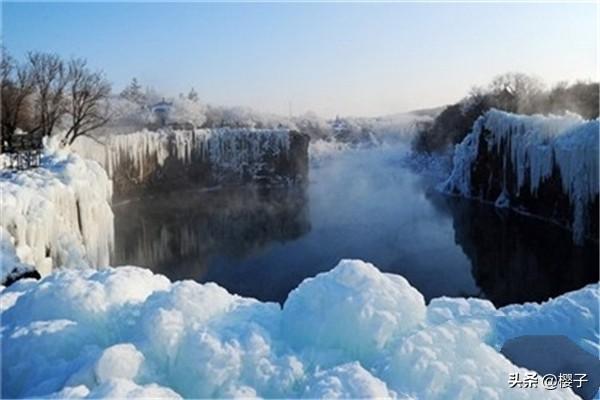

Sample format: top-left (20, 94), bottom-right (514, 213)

top-left (301, 141), bottom-right (480, 298)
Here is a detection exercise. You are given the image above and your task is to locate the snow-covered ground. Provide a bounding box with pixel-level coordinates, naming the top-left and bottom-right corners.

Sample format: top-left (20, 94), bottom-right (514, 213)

top-left (2, 259), bottom-right (596, 399)
top-left (443, 109), bottom-right (599, 244)
top-left (0, 139), bottom-right (114, 283)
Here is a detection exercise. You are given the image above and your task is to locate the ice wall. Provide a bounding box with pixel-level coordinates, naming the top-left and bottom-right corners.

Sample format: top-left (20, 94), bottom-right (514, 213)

top-left (2, 259), bottom-right (595, 399)
top-left (0, 141), bottom-right (114, 282)
top-left (443, 109), bottom-right (599, 244)
top-left (74, 128), bottom-right (309, 198)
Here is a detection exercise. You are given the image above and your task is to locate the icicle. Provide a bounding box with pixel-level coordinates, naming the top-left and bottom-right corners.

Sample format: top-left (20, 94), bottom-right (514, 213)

top-left (443, 109), bottom-right (599, 244)
top-left (1, 146), bottom-right (114, 277)
top-left (74, 127), bottom-right (292, 186)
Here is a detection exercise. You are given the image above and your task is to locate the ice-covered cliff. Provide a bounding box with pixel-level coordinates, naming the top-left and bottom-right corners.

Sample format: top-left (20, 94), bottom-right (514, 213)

top-left (0, 141), bottom-right (114, 283)
top-left (2, 260), bottom-right (596, 399)
top-left (74, 128), bottom-right (309, 198)
top-left (443, 109), bottom-right (599, 244)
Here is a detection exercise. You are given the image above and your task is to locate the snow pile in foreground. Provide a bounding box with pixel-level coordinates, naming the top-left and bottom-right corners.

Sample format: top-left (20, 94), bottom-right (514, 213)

top-left (2, 260), bottom-right (595, 399)
top-left (443, 109), bottom-right (599, 243)
top-left (74, 128), bottom-right (291, 181)
top-left (0, 140), bottom-right (114, 282)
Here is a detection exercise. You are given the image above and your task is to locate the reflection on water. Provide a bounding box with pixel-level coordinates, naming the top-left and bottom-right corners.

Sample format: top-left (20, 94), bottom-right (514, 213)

top-left (428, 194), bottom-right (599, 306)
top-left (112, 146), bottom-right (599, 306)
top-left (112, 186), bottom-right (310, 282)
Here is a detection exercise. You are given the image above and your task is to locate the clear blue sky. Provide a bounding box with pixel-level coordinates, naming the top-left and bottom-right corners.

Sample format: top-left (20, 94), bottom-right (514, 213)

top-left (2, 2), bottom-right (597, 117)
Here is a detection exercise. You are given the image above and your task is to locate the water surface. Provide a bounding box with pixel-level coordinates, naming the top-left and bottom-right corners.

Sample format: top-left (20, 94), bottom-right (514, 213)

top-left (112, 146), bottom-right (599, 306)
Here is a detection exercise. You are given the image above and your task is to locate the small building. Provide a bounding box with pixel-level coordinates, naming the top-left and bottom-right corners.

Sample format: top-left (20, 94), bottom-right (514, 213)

top-left (151, 98), bottom-right (173, 127)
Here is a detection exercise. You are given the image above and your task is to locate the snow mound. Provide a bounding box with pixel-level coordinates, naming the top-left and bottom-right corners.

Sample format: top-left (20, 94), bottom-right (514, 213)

top-left (2, 259), bottom-right (592, 399)
top-left (443, 109), bottom-right (599, 244)
top-left (282, 259), bottom-right (426, 360)
top-left (0, 140), bottom-right (114, 281)
top-left (304, 362), bottom-right (399, 399)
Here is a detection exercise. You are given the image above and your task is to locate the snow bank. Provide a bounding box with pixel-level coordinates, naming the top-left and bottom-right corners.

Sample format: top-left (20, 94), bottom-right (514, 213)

top-left (282, 259), bottom-right (426, 361)
top-left (2, 259), bottom-right (593, 399)
top-left (0, 140), bottom-right (114, 281)
top-left (443, 109), bottom-right (599, 244)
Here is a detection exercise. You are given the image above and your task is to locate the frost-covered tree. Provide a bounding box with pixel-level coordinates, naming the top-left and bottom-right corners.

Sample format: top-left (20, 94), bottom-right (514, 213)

top-left (291, 112), bottom-right (333, 140)
top-left (120, 77), bottom-right (146, 105)
top-left (104, 96), bottom-right (153, 132)
top-left (169, 97), bottom-right (207, 127)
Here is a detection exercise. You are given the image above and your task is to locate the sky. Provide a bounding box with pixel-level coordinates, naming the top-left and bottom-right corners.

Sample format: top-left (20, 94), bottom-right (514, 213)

top-left (1, 2), bottom-right (598, 118)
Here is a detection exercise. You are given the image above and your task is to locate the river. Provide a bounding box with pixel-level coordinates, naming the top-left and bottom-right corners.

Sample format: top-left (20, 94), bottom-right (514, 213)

top-left (112, 144), bottom-right (599, 306)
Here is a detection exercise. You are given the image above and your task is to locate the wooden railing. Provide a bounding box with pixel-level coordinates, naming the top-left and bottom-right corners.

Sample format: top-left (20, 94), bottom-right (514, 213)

top-left (2, 133), bottom-right (44, 170)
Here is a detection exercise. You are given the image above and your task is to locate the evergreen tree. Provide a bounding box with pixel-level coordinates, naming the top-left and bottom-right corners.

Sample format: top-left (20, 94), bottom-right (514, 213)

top-left (120, 77), bottom-right (145, 105)
top-left (187, 87), bottom-right (199, 102)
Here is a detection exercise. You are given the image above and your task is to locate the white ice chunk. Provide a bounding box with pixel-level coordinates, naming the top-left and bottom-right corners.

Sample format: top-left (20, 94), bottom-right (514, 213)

top-left (282, 259), bottom-right (426, 361)
top-left (95, 344), bottom-right (145, 383)
top-left (303, 362), bottom-right (399, 399)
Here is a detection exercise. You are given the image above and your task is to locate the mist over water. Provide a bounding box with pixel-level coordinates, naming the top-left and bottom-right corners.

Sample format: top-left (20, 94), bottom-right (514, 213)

top-left (112, 143), bottom-right (599, 305)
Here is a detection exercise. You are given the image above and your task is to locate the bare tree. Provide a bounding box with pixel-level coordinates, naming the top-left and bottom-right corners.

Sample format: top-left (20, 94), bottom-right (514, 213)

top-left (28, 52), bottom-right (69, 136)
top-left (1, 49), bottom-right (35, 151)
top-left (488, 73), bottom-right (545, 113)
top-left (63, 59), bottom-right (111, 145)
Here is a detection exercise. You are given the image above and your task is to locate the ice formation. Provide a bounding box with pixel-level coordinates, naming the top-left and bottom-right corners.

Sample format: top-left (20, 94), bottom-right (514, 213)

top-left (73, 128), bottom-right (292, 182)
top-left (0, 227), bottom-right (36, 285)
top-left (2, 259), bottom-right (595, 399)
top-left (0, 139), bottom-right (114, 281)
top-left (443, 109), bottom-right (599, 243)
